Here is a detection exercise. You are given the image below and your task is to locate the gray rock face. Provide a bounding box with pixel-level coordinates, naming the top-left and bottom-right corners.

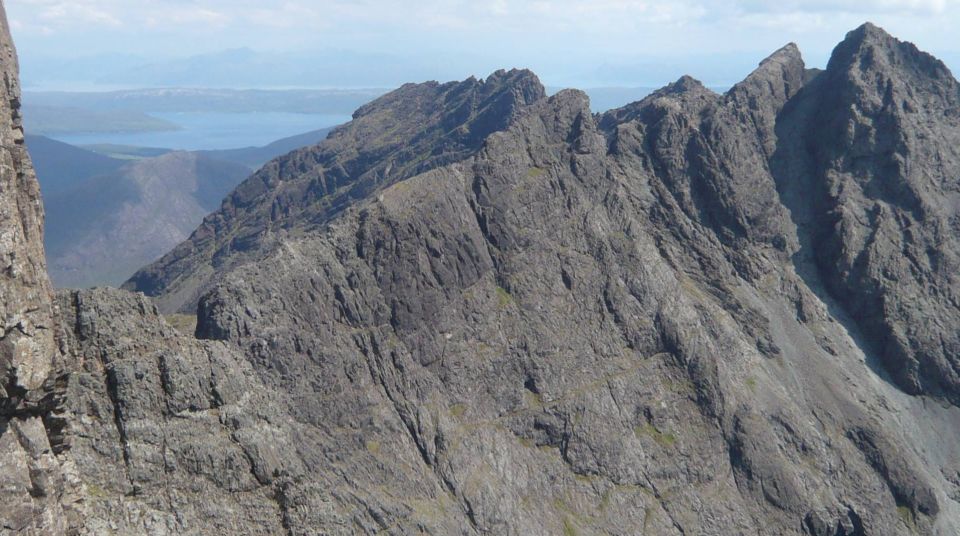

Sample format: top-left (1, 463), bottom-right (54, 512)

top-left (772, 23), bottom-right (960, 404)
top-left (0, 2), bottom-right (55, 398)
top-left (117, 21), bottom-right (960, 535)
top-left (3, 5), bottom-right (960, 535)
top-left (54, 288), bottom-right (301, 534)
top-left (0, 4), bottom-right (69, 532)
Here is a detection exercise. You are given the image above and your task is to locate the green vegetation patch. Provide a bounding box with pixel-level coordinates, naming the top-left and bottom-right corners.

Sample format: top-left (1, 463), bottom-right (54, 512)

top-left (449, 403), bottom-right (468, 418)
top-left (496, 286), bottom-right (514, 309)
top-left (86, 483), bottom-right (109, 498)
top-left (897, 505), bottom-right (916, 529)
top-left (523, 390), bottom-right (544, 407)
top-left (81, 143), bottom-right (172, 160)
top-left (635, 423), bottom-right (677, 448)
top-left (165, 314), bottom-right (198, 335)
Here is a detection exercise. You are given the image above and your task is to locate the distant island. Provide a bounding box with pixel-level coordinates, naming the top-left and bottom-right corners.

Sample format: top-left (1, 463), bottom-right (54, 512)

top-left (22, 104), bottom-right (179, 135)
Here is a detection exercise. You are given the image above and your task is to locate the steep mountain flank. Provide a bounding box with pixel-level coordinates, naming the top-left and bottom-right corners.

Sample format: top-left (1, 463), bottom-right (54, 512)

top-left (24, 135), bottom-right (126, 198)
top-left (771, 23), bottom-right (960, 404)
top-left (2, 3), bottom-right (960, 533)
top-left (118, 22), bottom-right (960, 535)
top-left (28, 129), bottom-right (336, 288)
top-left (44, 151), bottom-right (250, 288)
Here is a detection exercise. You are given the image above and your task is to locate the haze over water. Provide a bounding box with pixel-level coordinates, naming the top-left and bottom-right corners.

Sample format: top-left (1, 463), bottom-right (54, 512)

top-left (49, 112), bottom-right (352, 151)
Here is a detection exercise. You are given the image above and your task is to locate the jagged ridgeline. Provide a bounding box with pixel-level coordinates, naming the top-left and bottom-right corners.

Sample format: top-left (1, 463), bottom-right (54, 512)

top-left (2, 2), bottom-right (960, 532)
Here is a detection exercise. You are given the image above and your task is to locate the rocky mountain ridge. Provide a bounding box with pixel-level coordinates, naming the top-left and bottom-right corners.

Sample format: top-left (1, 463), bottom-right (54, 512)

top-left (2, 4), bottom-right (960, 534)
top-left (125, 69), bottom-right (547, 311)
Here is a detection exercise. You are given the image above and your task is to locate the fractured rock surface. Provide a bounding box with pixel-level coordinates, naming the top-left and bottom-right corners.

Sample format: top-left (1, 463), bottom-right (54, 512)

top-left (127, 22), bottom-right (960, 535)
top-left (1, 1), bottom-right (960, 532)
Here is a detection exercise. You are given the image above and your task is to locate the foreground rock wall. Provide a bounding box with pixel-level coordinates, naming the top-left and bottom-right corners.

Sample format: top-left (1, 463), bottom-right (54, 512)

top-left (0, 2), bottom-right (73, 531)
top-left (0, 0), bottom-right (55, 401)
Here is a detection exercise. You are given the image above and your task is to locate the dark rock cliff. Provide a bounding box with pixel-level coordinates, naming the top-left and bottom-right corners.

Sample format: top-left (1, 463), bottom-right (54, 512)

top-left (773, 23), bottom-right (960, 404)
top-left (1, 3), bottom-right (960, 533)
top-left (120, 21), bottom-right (960, 535)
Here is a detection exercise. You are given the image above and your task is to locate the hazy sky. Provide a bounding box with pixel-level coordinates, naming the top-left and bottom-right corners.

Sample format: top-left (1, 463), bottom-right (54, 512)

top-left (6, 0), bottom-right (959, 88)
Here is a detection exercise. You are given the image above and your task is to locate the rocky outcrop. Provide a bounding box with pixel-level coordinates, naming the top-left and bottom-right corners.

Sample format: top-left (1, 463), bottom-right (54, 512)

top-left (2, 2), bottom-right (960, 533)
top-left (53, 288), bottom-right (301, 534)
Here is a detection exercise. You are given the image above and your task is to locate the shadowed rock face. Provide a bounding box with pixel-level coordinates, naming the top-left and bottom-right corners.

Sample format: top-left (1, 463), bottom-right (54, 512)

top-left (773, 23), bottom-right (960, 404)
top-left (4, 8), bottom-right (960, 535)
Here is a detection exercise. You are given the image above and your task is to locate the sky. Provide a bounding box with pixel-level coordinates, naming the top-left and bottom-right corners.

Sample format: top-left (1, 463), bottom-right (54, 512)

top-left (5, 0), bottom-right (960, 89)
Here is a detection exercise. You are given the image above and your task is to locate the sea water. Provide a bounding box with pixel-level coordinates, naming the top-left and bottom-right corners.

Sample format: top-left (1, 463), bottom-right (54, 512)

top-left (50, 112), bottom-right (352, 151)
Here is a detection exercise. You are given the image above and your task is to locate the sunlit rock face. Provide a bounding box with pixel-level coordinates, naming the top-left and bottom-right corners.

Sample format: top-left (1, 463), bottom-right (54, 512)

top-left (0, 1), bottom-right (55, 397)
top-left (0, 2), bottom-right (72, 533)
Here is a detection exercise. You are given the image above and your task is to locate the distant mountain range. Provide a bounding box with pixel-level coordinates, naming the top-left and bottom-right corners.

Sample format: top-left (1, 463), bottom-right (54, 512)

top-left (27, 127), bottom-right (334, 288)
top-left (23, 48), bottom-right (455, 89)
top-left (20, 44), bottom-right (960, 96)
top-left (24, 87), bottom-right (387, 115)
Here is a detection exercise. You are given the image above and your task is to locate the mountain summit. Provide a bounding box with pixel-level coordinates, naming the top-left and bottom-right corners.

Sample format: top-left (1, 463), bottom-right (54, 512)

top-left (3, 9), bottom-right (960, 535)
